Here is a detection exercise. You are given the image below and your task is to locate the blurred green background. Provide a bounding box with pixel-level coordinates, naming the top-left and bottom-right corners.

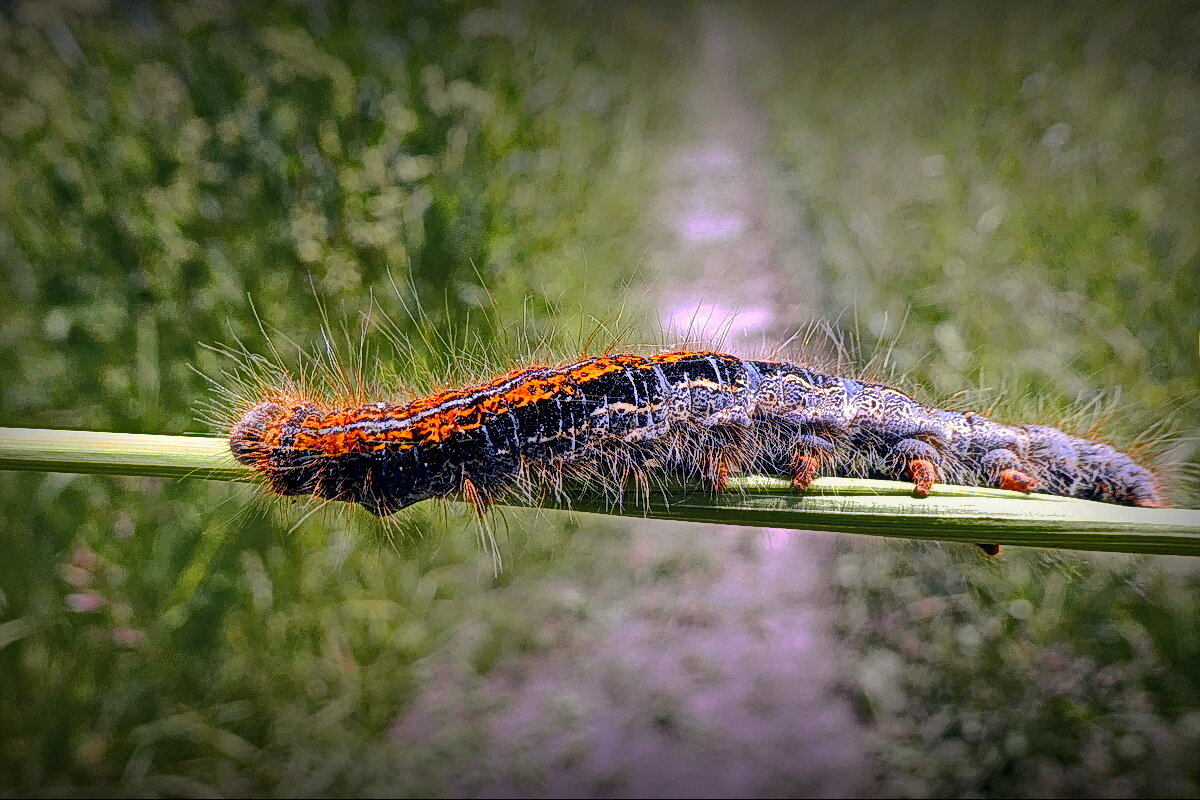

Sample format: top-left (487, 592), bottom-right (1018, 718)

top-left (0, 0), bottom-right (1197, 796)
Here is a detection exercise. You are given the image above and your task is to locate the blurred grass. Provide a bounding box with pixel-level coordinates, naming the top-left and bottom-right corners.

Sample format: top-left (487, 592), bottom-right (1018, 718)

top-left (2, 0), bottom-right (1199, 797)
top-left (750, 1), bottom-right (1199, 413)
top-left (0, 0), bottom-right (677, 793)
top-left (749, 1), bottom-right (1200, 795)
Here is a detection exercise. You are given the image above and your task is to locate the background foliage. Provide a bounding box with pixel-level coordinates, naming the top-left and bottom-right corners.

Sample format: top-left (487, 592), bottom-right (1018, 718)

top-left (0, 0), bottom-right (663, 792)
top-left (751, 2), bottom-right (1200, 794)
top-left (0, 0), bottom-right (1197, 796)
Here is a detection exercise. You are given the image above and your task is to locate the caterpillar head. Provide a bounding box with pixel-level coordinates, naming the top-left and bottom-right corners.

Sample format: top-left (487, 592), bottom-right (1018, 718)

top-left (229, 401), bottom-right (293, 466)
top-left (229, 400), bottom-right (326, 498)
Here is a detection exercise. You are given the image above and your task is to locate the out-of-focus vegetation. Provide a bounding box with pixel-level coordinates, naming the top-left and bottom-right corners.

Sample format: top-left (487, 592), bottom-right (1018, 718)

top-left (2, 0), bottom-right (1198, 796)
top-left (752, 1), bottom-right (1200, 795)
top-left (0, 0), bottom-right (672, 793)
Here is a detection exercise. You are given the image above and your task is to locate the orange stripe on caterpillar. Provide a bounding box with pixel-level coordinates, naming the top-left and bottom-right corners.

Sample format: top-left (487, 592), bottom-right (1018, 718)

top-left (229, 350), bottom-right (1167, 517)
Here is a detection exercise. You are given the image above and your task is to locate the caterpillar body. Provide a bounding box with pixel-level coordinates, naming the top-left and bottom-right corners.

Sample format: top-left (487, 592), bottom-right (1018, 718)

top-left (229, 350), bottom-right (1165, 519)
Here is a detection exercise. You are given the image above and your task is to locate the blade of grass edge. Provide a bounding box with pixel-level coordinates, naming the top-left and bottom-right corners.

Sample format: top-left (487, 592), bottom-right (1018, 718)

top-left (0, 427), bottom-right (1196, 555)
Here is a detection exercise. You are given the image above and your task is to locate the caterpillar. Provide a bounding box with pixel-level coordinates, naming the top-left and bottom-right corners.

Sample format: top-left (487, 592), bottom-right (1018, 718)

top-left (229, 350), bottom-right (1167, 524)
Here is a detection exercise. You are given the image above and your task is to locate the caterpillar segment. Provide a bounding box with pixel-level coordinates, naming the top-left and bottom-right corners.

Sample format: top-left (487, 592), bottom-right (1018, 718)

top-left (230, 351), bottom-right (1167, 552)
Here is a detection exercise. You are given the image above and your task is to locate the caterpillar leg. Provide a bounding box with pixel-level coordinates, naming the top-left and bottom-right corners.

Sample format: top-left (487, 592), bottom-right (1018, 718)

top-left (790, 433), bottom-right (836, 490)
top-left (907, 458), bottom-right (939, 497)
top-left (982, 448), bottom-right (1039, 493)
top-left (792, 453), bottom-right (820, 489)
top-left (702, 450), bottom-right (734, 493)
top-left (697, 412), bottom-right (753, 494)
top-left (998, 468), bottom-right (1039, 493)
top-left (891, 438), bottom-right (943, 497)
top-left (974, 449), bottom-right (1033, 553)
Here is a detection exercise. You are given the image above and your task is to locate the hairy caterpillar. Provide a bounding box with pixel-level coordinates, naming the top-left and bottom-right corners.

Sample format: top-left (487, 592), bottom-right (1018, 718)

top-left (229, 350), bottom-right (1166, 524)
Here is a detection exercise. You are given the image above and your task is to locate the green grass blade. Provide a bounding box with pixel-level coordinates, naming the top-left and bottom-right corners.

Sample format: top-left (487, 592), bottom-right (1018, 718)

top-left (0, 427), bottom-right (245, 481)
top-left (1, 427), bottom-right (1197, 555)
top-left (557, 476), bottom-right (1200, 556)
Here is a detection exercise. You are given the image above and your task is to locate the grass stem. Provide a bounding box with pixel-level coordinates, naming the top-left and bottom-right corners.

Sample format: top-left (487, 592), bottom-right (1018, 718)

top-left (1, 426), bottom-right (1196, 556)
